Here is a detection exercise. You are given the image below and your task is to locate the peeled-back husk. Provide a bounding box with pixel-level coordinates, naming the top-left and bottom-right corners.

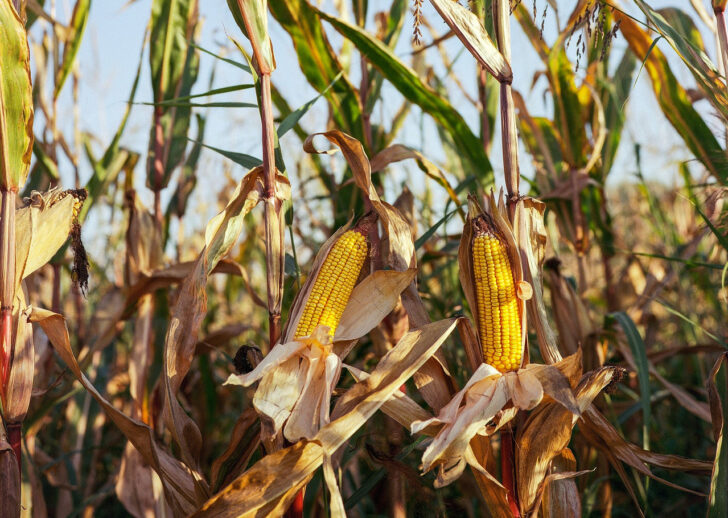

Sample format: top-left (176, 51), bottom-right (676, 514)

top-left (458, 192), bottom-right (530, 370)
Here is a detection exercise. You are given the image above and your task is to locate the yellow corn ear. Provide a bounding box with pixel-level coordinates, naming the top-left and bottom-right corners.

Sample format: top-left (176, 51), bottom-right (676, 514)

top-left (294, 230), bottom-right (368, 338)
top-left (472, 216), bottom-right (521, 372)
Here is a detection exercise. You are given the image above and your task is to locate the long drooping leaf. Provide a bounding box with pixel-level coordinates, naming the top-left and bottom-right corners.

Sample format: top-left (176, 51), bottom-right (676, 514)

top-left (609, 312), bottom-right (651, 451)
top-left (707, 353), bottom-right (728, 517)
top-left (54, 0), bottom-right (91, 99)
top-left (269, 0), bottom-right (365, 142)
top-left (147, 0), bottom-right (200, 190)
top-left (615, 10), bottom-right (727, 183)
top-left (315, 7), bottom-right (492, 176)
top-left (598, 49), bottom-right (636, 178)
top-left (630, 0), bottom-right (728, 125)
top-left (548, 48), bottom-right (587, 168)
top-left (0, 0), bottom-right (33, 189)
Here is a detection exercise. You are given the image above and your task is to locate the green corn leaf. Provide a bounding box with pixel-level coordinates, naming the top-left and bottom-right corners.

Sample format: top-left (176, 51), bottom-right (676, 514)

top-left (54, 0), bottom-right (91, 99)
top-left (629, 1), bottom-right (728, 126)
top-left (147, 0), bottom-right (200, 190)
top-left (194, 140), bottom-right (262, 169)
top-left (599, 49), bottom-right (636, 177)
top-left (269, 0), bottom-right (365, 142)
top-left (548, 49), bottom-right (587, 168)
top-left (0, 0), bottom-right (33, 190)
top-left (315, 6), bottom-right (491, 177)
top-left (616, 11), bottom-right (727, 183)
top-left (609, 311), bottom-right (651, 451)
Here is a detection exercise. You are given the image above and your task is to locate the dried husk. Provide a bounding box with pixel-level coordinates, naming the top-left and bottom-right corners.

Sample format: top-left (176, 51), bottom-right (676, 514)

top-left (513, 196), bottom-right (563, 364)
top-left (410, 352), bottom-right (581, 488)
top-left (195, 319), bottom-right (459, 517)
top-left (2, 300), bottom-right (32, 422)
top-left (540, 449), bottom-right (581, 518)
top-left (0, 435), bottom-right (20, 518)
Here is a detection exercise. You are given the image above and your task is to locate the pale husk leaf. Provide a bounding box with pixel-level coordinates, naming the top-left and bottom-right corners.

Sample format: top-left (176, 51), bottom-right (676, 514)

top-left (513, 196), bottom-right (562, 364)
top-left (334, 268), bottom-right (416, 341)
top-left (15, 190), bottom-right (76, 291)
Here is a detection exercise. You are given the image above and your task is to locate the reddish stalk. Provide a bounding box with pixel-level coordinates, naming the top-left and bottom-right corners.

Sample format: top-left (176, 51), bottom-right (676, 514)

top-left (152, 105), bottom-right (165, 229)
top-left (500, 426), bottom-right (521, 518)
top-left (7, 422), bottom-right (21, 474)
top-left (493, 2), bottom-right (522, 515)
top-left (259, 74), bottom-right (283, 349)
top-left (0, 189), bottom-right (16, 402)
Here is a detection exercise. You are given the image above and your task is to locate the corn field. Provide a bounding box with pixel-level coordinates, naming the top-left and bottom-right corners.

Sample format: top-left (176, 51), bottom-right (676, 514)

top-left (0, 0), bottom-right (727, 516)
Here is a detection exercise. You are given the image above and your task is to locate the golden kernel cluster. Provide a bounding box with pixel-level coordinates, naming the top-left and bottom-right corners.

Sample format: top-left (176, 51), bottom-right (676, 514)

top-left (294, 230), bottom-right (367, 339)
top-left (472, 228), bottom-right (521, 372)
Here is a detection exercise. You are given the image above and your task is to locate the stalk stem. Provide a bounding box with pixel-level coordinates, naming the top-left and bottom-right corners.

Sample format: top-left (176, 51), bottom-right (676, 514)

top-left (259, 74), bottom-right (283, 349)
top-left (152, 105), bottom-right (165, 229)
top-left (0, 189), bottom-right (16, 405)
top-left (500, 426), bottom-right (521, 517)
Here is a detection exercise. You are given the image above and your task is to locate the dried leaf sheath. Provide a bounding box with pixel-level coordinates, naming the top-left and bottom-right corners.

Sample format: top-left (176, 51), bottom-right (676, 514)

top-left (471, 215), bottom-right (521, 372)
top-left (294, 229), bottom-right (368, 339)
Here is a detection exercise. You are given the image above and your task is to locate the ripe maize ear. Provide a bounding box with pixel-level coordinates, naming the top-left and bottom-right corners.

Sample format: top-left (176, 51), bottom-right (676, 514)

top-left (471, 215), bottom-right (521, 372)
top-left (294, 229), bottom-right (368, 339)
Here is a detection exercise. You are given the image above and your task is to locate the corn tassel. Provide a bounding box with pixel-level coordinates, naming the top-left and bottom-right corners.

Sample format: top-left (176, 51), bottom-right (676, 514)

top-left (472, 215), bottom-right (521, 372)
top-left (294, 229), bottom-right (368, 338)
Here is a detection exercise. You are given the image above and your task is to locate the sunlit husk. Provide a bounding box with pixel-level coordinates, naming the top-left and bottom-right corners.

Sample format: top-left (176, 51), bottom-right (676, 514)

top-left (410, 352), bottom-right (582, 488)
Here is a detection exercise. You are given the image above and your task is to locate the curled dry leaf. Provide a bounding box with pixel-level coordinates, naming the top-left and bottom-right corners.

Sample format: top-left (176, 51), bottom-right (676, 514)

top-left (195, 319), bottom-right (459, 517)
top-left (516, 366), bottom-right (620, 513)
top-left (161, 167), bottom-right (271, 484)
top-left (427, 0), bottom-right (512, 83)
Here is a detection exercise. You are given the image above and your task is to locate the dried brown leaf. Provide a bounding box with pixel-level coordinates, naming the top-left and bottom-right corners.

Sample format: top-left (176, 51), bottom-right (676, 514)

top-left (29, 308), bottom-right (203, 515)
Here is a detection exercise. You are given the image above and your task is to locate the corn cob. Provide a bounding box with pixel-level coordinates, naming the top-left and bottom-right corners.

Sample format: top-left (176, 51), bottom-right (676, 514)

top-left (294, 229), bottom-right (368, 339)
top-left (471, 215), bottom-right (521, 372)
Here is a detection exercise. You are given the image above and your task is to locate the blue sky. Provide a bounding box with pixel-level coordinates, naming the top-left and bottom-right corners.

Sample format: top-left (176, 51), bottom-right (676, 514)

top-left (30, 0), bottom-right (719, 255)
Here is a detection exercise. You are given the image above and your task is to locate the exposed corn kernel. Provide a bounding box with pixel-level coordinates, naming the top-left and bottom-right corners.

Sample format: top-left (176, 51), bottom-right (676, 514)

top-left (472, 215), bottom-right (521, 372)
top-left (294, 230), bottom-right (368, 339)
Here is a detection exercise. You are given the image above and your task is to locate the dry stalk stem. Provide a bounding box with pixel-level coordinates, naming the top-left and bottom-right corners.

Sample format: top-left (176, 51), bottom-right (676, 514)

top-left (493, 1), bottom-right (521, 514)
top-left (494, 0), bottom-right (519, 203)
